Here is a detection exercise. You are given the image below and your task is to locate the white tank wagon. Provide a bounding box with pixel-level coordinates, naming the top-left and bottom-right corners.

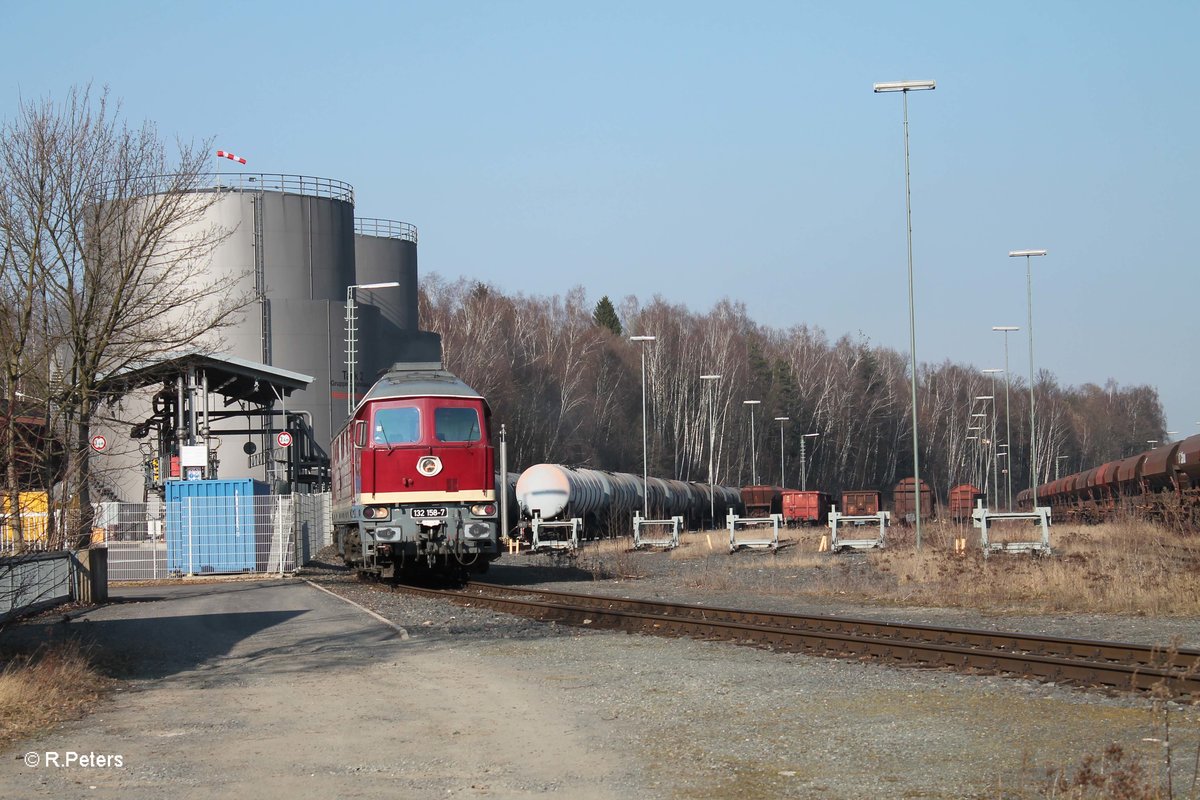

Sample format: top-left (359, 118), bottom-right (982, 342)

top-left (514, 464), bottom-right (743, 534)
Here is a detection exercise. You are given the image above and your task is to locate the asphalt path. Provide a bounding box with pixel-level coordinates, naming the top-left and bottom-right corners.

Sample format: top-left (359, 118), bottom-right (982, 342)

top-left (1, 580), bottom-right (631, 799)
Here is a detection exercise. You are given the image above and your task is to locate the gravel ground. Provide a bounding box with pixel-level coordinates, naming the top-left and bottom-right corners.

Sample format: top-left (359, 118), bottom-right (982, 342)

top-left (302, 544), bottom-right (1200, 799)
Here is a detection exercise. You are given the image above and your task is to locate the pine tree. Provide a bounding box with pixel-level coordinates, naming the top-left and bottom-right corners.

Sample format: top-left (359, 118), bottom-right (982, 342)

top-left (592, 295), bottom-right (622, 336)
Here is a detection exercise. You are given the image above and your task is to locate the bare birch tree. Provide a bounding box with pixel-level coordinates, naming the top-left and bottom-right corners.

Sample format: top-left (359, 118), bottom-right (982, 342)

top-left (0, 86), bottom-right (248, 547)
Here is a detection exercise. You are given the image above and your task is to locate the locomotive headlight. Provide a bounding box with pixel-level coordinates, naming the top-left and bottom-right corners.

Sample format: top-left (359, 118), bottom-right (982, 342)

top-left (470, 503), bottom-right (497, 517)
top-left (416, 456), bottom-right (442, 477)
top-left (362, 506), bottom-right (391, 521)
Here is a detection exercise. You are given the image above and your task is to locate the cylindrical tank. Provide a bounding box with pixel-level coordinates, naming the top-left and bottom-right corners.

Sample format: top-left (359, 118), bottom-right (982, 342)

top-left (1175, 434), bottom-right (1200, 490)
top-left (1142, 441), bottom-right (1183, 493)
top-left (353, 218), bottom-right (419, 332)
top-left (515, 465), bottom-right (742, 529)
top-left (97, 175), bottom-right (437, 501)
top-left (516, 465), bottom-right (611, 521)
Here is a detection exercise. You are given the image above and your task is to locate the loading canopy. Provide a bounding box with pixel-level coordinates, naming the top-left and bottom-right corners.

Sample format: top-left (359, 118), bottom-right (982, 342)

top-left (100, 352), bottom-right (312, 405)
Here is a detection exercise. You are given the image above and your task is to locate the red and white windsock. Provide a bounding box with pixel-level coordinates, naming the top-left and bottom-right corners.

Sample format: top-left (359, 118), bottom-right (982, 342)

top-left (216, 149), bottom-right (247, 165)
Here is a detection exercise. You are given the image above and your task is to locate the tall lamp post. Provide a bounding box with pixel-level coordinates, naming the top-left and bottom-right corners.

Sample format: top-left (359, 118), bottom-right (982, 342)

top-left (744, 400), bottom-right (761, 485)
top-left (774, 417), bottom-right (789, 487)
top-left (346, 281), bottom-right (401, 415)
top-left (1009, 249), bottom-right (1047, 507)
top-left (701, 373), bottom-right (722, 524)
top-left (800, 433), bottom-right (819, 491)
top-left (970, 414), bottom-right (986, 487)
top-left (978, 384), bottom-right (999, 507)
top-left (874, 78), bottom-right (936, 552)
top-left (996, 449), bottom-right (1009, 506)
top-left (992, 326), bottom-right (1019, 510)
top-left (630, 335), bottom-right (656, 517)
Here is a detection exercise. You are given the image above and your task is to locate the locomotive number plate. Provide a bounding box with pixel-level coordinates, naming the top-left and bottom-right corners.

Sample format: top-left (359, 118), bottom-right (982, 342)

top-left (412, 507), bottom-right (447, 518)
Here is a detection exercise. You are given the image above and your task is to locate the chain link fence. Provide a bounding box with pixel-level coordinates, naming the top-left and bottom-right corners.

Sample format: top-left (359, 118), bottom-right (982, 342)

top-left (79, 492), bottom-right (332, 581)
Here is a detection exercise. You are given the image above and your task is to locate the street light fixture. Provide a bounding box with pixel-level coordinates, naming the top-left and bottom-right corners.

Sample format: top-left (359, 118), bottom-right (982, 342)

top-left (346, 281), bottom-right (401, 415)
top-left (875, 77), bottom-right (935, 552)
top-left (1008, 249), bottom-right (1047, 507)
top-left (744, 400), bottom-right (762, 485)
top-left (700, 374), bottom-right (722, 524)
top-left (774, 417), bottom-right (789, 487)
top-left (992, 327), bottom-right (1019, 510)
top-left (630, 335), bottom-right (656, 516)
top-left (799, 433), bottom-right (819, 492)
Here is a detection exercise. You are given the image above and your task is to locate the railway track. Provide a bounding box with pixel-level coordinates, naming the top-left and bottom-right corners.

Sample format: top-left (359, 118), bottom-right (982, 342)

top-left (391, 581), bottom-right (1200, 699)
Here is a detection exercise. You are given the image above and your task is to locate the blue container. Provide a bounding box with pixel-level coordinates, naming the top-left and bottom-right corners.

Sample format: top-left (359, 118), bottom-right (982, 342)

top-left (166, 479), bottom-right (269, 574)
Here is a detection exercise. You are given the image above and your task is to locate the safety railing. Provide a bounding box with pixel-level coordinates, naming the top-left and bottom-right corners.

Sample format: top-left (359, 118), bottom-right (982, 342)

top-left (203, 172), bottom-right (355, 203)
top-left (354, 217), bottom-right (418, 244)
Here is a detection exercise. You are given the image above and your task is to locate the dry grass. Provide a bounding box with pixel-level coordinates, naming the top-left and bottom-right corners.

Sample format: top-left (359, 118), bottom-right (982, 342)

top-left (0, 637), bottom-right (113, 749)
top-left (577, 519), bottom-right (1200, 616)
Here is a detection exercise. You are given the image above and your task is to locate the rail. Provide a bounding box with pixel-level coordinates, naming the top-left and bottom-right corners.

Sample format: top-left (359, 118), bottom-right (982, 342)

top-left (383, 582), bottom-right (1200, 699)
top-left (354, 217), bottom-right (418, 244)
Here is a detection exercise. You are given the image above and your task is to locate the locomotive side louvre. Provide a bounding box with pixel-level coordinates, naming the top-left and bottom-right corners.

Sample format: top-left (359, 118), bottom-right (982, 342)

top-left (331, 362), bottom-right (500, 578)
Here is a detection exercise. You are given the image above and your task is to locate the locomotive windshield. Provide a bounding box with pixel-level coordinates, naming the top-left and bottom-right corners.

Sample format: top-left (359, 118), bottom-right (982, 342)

top-left (373, 406), bottom-right (420, 445)
top-left (434, 407), bottom-right (481, 443)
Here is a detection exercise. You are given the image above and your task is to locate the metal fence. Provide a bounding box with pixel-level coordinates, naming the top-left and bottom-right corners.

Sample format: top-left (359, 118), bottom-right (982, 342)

top-left (0, 551), bottom-right (74, 623)
top-left (89, 493), bottom-right (332, 582)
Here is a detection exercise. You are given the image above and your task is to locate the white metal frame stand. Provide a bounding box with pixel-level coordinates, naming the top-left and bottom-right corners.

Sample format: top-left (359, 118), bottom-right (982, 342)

top-left (632, 513), bottom-right (682, 550)
top-left (971, 500), bottom-right (1052, 557)
top-left (827, 506), bottom-right (890, 552)
top-left (727, 513), bottom-right (782, 552)
top-left (530, 515), bottom-right (581, 552)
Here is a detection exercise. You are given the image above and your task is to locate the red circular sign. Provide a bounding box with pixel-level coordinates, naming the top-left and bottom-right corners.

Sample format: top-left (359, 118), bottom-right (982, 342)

top-left (90, 435), bottom-right (108, 452)
top-left (276, 431), bottom-right (293, 448)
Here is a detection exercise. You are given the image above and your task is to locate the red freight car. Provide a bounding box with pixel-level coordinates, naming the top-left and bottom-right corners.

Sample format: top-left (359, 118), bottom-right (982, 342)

top-left (781, 490), bottom-right (832, 526)
top-left (740, 485), bottom-right (783, 517)
top-left (948, 484), bottom-right (983, 521)
top-left (840, 490), bottom-right (881, 516)
top-left (892, 477), bottom-right (935, 523)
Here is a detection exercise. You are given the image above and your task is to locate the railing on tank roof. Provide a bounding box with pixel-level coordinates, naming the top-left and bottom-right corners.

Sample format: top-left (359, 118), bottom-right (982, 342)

top-left (203, 173), bottom-right (355, 204)
top-left (354, 217), bottom-right (418, 244)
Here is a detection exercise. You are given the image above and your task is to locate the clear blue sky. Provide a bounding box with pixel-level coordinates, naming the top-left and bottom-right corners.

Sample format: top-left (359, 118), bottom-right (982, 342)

top-left (6, 1), bottom-right (1197, 437)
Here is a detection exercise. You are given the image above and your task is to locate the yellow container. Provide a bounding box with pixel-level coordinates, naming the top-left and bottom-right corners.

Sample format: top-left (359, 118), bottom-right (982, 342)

top-left (1, 491), bottom-right (50, 549)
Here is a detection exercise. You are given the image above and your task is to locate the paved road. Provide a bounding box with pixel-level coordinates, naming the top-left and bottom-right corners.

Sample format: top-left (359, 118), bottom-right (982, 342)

top-left (2, 580), bottom-right (632, 799)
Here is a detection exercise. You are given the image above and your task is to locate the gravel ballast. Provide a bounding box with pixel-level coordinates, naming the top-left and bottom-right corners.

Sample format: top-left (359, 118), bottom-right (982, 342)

top-left (304, 545), bottom-right (1200, 799)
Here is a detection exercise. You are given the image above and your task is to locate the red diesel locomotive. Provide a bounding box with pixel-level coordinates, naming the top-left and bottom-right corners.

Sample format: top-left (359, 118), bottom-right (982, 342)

top-left (331, 361), bottom-right (501, 578)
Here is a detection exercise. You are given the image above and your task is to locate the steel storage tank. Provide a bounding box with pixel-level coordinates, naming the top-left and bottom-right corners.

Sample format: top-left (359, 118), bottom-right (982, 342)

top-left (105, 175), bottom-right (432, 499)
top-left (198, 176), bottom-right (356, 468)
top-left (353, 218), bottom-right (419, 332)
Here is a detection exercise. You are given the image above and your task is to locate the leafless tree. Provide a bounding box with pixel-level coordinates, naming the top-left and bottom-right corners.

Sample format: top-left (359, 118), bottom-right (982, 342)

top-left (0, 86), bottom-right (247, 548)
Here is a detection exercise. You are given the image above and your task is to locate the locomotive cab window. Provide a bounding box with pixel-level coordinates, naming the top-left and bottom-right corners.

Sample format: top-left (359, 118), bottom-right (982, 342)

top-left (373, 406), bottom-right (420, 445)
top-left (434, 407), bottom-right (481, 443)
